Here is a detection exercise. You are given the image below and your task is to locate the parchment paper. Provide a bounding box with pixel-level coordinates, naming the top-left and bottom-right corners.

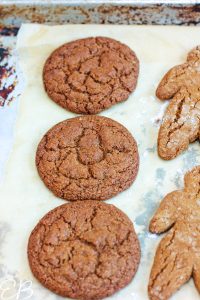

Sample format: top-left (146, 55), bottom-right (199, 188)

top-left (1, 24), bottom-right (200, 300)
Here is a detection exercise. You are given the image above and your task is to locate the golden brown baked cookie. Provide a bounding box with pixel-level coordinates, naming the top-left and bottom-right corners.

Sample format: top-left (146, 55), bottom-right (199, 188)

top-left (43, 37), bottom-right (139, 114)
top-left (148, 166), bottom-right (200, 300)
top-left (36, 115), bottom-right (139, 201)
top-left (156, 46), bottom-right (200, 160)
top-left (28, 200), bottom-right (140, 300)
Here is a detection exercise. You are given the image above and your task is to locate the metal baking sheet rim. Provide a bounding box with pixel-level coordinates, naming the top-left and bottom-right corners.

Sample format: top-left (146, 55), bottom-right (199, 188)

top-left (1, 1), bottom-right (200, 26)
top-left (1, 0), bottom-right (200, 5)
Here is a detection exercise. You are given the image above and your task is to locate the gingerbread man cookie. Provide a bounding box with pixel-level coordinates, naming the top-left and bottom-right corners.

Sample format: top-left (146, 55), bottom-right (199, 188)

top-left (156, 46), bottom-right (200, 160)
top-left (148, 166), bottom-right (200, 300)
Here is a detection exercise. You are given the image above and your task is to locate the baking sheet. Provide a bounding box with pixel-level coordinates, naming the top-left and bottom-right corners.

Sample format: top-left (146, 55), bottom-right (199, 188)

top-left (1, 24), bottom-right (200, 300)
top-left (1, 1), bottom-right (200, 27)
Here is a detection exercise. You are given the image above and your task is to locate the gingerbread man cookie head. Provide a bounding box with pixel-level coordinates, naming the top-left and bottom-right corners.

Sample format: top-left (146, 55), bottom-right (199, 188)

top-left (184, 166), bottom-right (200, 195)
top-left (187, 45), bottom-right (200, 63)
top-left (148, 166), bottom-right (200, 300)
top-left (156, 46), bottom-right (200, 160)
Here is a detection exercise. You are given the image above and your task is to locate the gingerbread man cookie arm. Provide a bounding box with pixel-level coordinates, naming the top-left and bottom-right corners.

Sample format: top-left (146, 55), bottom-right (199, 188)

top-left (156, 64), bottom-right (186, 100)
top-left (149, 191), bottom-right (181, 234)
top-left (156, 45), bottom-right (200, 101)
top-left (148, 229), bottom-right (194, 300)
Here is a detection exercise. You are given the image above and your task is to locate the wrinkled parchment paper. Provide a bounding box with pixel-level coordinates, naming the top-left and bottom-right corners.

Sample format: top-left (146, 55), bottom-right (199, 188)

top-left (1, 24), bottom-right (200, 300)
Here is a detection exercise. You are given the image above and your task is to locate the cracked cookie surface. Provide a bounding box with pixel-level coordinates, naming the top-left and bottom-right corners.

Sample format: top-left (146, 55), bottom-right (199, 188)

top-left (148, 166), bottom-right (200, 300)
top-left (156, 46), bottom-right (200, 160)
top-left (43, 37), bottom-right (139, 114)
top-left (36, 116), bottom-right (139, 201)
top-left (28, 200), bottom-right (140, 300)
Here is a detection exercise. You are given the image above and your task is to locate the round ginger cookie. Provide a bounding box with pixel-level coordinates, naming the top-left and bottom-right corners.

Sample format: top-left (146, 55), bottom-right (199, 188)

top-left (28, 200), bottom-right (141, 300)
top-left (36, 116), bottom-right (139, 201)
top-left (43, 36), bottom-right (139, 114)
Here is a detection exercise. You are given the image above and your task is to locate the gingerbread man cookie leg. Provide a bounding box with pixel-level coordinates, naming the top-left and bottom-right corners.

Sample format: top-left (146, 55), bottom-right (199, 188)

top-left (148, 166), bottom-right (200, 299)
top-left (156, 46), bottom-right (200, 160)
top-left (158, 87), bottom-right (200, 160)
top-left (149, 191), bottom-right (180, 233)
top-left (156, 64), bottom-right (185, 100)
top-left (148, 230), bottom-right (193, 300)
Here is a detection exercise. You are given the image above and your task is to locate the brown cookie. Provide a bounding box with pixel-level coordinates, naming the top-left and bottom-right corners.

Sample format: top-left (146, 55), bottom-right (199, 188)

top-left (43, 36), bottom-right (139, 114)
top-left (148, 166), bottom-right (200, 300)
top-left (36, 115), bottom-right (139, 201)
top-left (156, 46), bottom-right (200, 160)
top-left (28, 200), bottom-right (140, 300)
